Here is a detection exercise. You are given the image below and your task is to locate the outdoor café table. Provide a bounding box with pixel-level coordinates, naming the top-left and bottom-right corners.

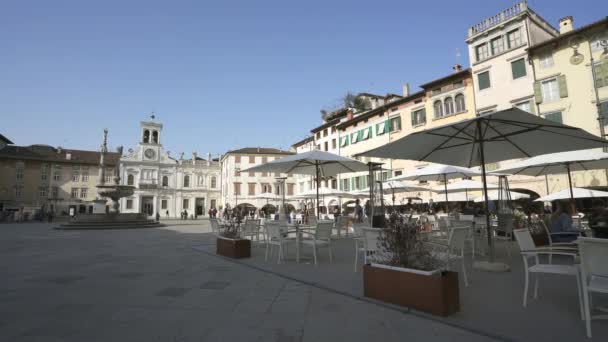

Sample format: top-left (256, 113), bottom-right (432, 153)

top-left (286, 223), bottom-right (315, 263)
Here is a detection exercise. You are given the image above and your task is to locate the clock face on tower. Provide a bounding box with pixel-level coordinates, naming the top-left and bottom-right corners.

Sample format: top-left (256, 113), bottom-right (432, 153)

top-left (144, 148), bottom-right (156, 159)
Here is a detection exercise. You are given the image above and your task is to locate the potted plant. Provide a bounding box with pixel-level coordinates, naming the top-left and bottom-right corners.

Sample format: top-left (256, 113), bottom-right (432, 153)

top-left (216, 220), bottom-right (251, 259)
top-left (363, 213), bottom-right (460, 316)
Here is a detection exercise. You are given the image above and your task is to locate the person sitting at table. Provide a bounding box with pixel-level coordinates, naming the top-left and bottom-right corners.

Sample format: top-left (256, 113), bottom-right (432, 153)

top-left (549, 201), bottom-right (582, 242)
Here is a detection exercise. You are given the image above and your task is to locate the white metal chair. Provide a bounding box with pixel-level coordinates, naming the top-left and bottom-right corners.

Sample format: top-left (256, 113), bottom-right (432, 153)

top-left (513, 229), bottom-right (583, 317)
top-left (210, 219), bottom-right (221, 235)
top-left (494, 213), bottom-right (515, 258)
top-left (428, 226), bottom-right (470, 287)
top-left (264, 221), bottom-right (295, 264)
top-left (301, 221), bottom-right (334, 265)
top-left (578, 237), bottom-right (608, 338)
top-left (355, 227), bottom-right (382, 270)
top-left (335, 216), bottom-right (349, 238)
top-left (352, 222), bottom-right (368, 271)
top-left (241, 219), bottom-right (262, 245)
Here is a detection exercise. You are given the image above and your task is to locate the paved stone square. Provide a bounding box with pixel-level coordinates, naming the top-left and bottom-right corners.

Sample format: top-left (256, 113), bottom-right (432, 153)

top-left (0, 221), bottom-right (493, 342)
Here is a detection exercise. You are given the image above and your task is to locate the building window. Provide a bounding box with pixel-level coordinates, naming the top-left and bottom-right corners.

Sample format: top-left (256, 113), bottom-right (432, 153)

top-left (234, 155), bottom-right (241, 163)
top-left (262, 183), bottom-right (272, 193)
top-left (104, 168), bottom-right (113, 183)
top-left (434, 100), bottom-right (444, 118)
top-left (316, 132), bottom-right (321, 140)
top-left (51, 186), bottom-right (58, 199)
top-left (127, 174), bottom-right (134, 185)
top-left (323, 129), bottom-right (328, 137)
top-left (162, 176), bottom-right (169, 187)
top-left (161, 200), bottom-right (167, 210)
top-left (478, 71), bottom-right (491, 90)
top-left (80, 188), bottom-right (87, 199)
top-left (455, 94), bottom-right (466, 112)
top-left (248, 183), bottom-right (256, 196)
top-left (81, 167), bottom-right (89, 181)
top-left (41, 164), bottom-right (48, 181)
top-left (475, 43), bottom-right (489, 61)
top-left (444, 97), bottom-right (454, 115)
top-left (490, 36), bottom-right (504, 55)
top-left (539, 53), bottom-right (554, 69)
top-left (211, 177), bottom-right (217, 188)
top-left (72, 166), bottom-right (80, 182)
top-left (342, 179), bottom-right (349, 191)
top-left (15, 186), bottom-right (23, 198)
top-left (126, 199), bottom-right (133, 209)
top-left (234, 183), bottom-right (241, 195)
top-left (143, 129), bottom-right (150, 143)
top-left (540, 78), bottom-right (560, 102)
top-left (53, 165), bottom-right (61, 181)
top-left (152, 130), bottom-right (158, 144)
top-left (543, 111), bottom-right (563, 124)
top-left (515, 100), bottom-right (533, 113)
top-left (183, 175), bottom-right (190, 187)
top-left (324, 141), bottom-right (328, 151)
top-left (394, 170), bottom-right (403, 177)
top-left (331, 179), bottom-right (337, 190)
top-left (71, 188), bottom-right (78, 198)
top-left (511, 58), bottom-right (527, 79)
top-left (389, 117), bottom-right (401, 132)
top-left (39, 187), bottom-right (47, 197)
top-left (507, 28), bottom-right (522, 49)
top-left (411, 108), bottom-right (426, 126)
top-left (249, 155), bottom-right (255, 163)
top-left (287, 183), bottom-right (294, 195)
top-left (594, 61), bottom-right (608, 88)
top-left (183, 199), bottom-right (189, 209)
top-left (331, 139), bottom-right (336, 149)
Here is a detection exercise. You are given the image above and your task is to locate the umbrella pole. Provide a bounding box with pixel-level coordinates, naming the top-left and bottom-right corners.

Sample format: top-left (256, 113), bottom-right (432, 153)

top-left (316, 162), bottom-right (320, 220)
top-left (477, 121), bottom-right (494, 263)
top-left (566, 163), bottom-right (576, 214)
top-left (444, 174), bottom-right (449, 213)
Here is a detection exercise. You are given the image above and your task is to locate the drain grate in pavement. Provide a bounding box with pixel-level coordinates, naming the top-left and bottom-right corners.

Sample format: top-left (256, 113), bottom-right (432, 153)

top-left (157, 287), bottom-right (191, 297)
top-left (200, 281), bottom-right (230, 290)
top-left (26, 275), bottom-right (85, 285)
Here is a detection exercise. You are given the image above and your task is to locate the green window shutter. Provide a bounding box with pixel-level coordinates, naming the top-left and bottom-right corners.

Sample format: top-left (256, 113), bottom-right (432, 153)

top-left (533, 81), bottom-right (543, 103)
top-left (558, 75), bottom-right (568, 98)
top-left (358, 130), bottom-right (364, 141)
top-left (511, 58), bottom-right (527, 79)
top-left (545, 112), bottom-right (563, 123)
top-left (361, 176), bottom-right (367, 189)
top-left (375, 123), bottom-right (380, 135)
top-left (410, 112), bottom-right (416, 126)
top-left (368, 127), bottom-right (373, 138)
top-left (478, 71), bottom-right (490, 90)
top-left (385, 120), bottom-right (391, 132)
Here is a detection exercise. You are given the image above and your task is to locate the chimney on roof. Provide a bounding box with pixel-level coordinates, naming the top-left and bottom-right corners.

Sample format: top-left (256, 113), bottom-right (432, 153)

top-left (347, 109), bottom-right (354, 121)
top-left (257, 147), bottom-right (260, 153)
top-left (559, 16), bottom-right (574, 34)
top-left (192, 152), bottom-right (197, 161)
top-left (453, 64), bottom-right (462, 72)
top-left (207, 153), bottom-right (211, 166)
top-left (402, 83), bottom-right (410, 97)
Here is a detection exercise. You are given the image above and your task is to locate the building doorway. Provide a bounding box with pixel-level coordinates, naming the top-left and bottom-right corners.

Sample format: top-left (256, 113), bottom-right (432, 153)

top-left (141, 196), bottom-right (154, 216)
top-left (210, 199), bottom-right (217, 209)
top-left (195, 198), bottom-right (205, 216)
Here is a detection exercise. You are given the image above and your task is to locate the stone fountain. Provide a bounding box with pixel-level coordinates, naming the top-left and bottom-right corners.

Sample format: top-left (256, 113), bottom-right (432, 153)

top-left (56, 129), bottom-right (162, 230)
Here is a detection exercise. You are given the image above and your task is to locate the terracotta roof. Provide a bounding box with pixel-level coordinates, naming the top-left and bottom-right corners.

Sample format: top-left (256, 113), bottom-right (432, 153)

top-left (0, 133), bottom-right (13, 144)
top-left (528, 17), bottom-right (608, 53)
top-left (419, 69), bottom-right (471, 89)
top-left (310, 118), bottom-right (340, 133)
top-left (291, 136), bottom-right (314, 148)
top-left (224, 147), bottom-right (294, 156)
top-left (0, 144), bottom-right (120, 166)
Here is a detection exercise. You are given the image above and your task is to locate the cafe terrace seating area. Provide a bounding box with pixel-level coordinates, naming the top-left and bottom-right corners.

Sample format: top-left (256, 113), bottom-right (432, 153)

top-left (199, 214), bottom-right (608, 341)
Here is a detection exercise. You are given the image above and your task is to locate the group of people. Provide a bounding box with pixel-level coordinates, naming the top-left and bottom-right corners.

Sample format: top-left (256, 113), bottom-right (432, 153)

top-left (207, 207), bottom-right (218, 218)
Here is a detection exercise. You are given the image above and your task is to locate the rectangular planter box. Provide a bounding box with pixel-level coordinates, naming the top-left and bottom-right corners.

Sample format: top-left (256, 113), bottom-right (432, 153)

top-left (216, 237), bottom-right (251, 259)
top-left (363, 264), bottom-right (459, 316)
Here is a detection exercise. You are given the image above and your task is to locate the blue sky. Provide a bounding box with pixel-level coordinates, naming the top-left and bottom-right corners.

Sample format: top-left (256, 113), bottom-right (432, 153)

top-left (2, 0), bottom-right (606, 158)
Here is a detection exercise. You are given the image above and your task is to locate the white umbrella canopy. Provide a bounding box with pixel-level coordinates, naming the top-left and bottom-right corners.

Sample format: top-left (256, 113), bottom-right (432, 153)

top-left (534, 187), bottom-right (608, 202)
top-left (360, 108), bottom-right (608, 266)
top-left (431, 179), bottom-right (498, 192)
top-left (390, 164), bottom-right (482, 182)
top-left (431, 192), bottom-right (470, 203)
top-left (243, 150), bottom-right (369, 218)
top-left (291, 187), bottom-right (352, 198)
top-left (252, 192), bottom-right (282, 200)
top-left (474, 191), bottom-right (530, 202)
top-left (495, 149), bottom-right (608, 208)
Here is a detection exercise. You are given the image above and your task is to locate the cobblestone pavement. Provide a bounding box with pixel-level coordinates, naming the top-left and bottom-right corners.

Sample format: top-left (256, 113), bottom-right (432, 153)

top-left (0, 222), bottom-right (495, 342)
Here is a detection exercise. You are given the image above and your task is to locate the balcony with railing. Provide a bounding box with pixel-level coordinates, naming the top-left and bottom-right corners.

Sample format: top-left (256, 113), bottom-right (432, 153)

top-left (138, 178), bottom-right (157, 190)
top-left (468, 2), bottom-right (526, 38)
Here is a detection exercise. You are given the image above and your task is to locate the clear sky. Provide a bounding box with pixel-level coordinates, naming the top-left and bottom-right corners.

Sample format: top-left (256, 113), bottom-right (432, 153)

top-left (2, 0), bottom-right (606, 158)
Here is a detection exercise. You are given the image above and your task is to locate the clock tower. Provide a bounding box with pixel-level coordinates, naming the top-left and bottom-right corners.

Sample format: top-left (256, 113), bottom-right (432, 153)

top-left (140, 121), bottom-right (162, 162)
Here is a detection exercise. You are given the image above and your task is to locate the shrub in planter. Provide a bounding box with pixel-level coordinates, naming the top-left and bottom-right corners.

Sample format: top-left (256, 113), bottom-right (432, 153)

top-left (363, 213), bottom-right (460, 316)
top-left (216, 221), bottom-right (251, 259)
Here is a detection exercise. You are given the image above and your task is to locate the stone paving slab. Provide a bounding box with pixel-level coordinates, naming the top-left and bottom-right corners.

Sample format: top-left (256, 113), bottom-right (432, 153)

top-left (1, 222), bottom-right (496, 342)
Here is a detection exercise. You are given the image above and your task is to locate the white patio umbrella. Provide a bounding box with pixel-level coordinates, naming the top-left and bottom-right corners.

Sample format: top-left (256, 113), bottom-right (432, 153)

top-left (252, 192), bottom-right (282, 205)
top-left (432, 179), bottom-right (499, 202)
top-left (355, 180), bottom-right (430, 206)
top-left (243, 150), bottom-right (369, 218)
top-left (360, 107), bottom-right (608, 269)
top-left (474, 191), bottom-right (530, 202)
top-left (495, 149), bottom-right (608, 211)
top-left (390, 164), bottom-right (482, 210)
top-left (431, 192), bottom-right (469, 203)
top-left (534, 187), bottom-right (608, 202)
